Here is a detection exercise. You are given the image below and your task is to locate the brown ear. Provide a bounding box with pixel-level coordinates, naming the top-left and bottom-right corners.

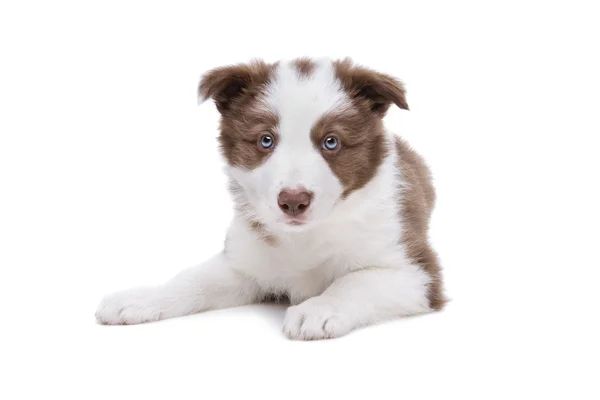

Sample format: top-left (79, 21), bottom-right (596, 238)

top-left (198, 60), bottom-right (273, 114)
top-left (334, 58), bottom-right (409, 116)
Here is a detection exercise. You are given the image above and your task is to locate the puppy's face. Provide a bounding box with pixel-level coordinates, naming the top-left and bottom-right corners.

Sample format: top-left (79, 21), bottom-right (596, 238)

top-left (199, 58), bottom-right (408, 232)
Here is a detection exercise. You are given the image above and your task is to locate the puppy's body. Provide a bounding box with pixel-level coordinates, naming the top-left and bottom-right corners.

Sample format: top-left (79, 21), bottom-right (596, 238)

top-left (96, 58), bottom-right (444, 339)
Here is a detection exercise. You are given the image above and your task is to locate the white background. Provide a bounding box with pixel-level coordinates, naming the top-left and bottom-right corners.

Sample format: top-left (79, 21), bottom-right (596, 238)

top-left (1, 1), bottom-right (599, 399)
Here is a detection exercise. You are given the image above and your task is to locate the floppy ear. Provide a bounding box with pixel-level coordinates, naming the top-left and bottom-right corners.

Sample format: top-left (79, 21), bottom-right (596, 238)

top-left (198, 60), bottom-right (272, 114)
top-left (334, 58), bottom-right (409, 116)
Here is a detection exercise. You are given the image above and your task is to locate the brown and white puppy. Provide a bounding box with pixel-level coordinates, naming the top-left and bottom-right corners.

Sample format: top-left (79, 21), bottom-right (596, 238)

top-left (95, 57), bottom-right (445, 340)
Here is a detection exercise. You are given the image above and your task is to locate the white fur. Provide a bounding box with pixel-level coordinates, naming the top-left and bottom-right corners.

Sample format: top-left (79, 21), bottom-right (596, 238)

top-left (96, 60), bottom-right (432, 339)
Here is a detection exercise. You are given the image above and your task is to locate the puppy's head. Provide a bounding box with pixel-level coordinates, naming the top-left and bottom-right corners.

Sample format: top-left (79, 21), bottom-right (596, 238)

top-left (199, 58), bottom-right (408, 232)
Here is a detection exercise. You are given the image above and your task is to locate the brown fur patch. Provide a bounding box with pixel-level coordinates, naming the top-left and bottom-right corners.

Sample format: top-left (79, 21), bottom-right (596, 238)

top-left (292, 57), bottom-right (315, 78)
top-left (249, 220), bottom-right (278, 246)
top-left (395, 137), bottom-right (445, 310)
top-left (198, 59), bottom-right (276, 113)
top-left (219, 111), bottom-right (280, 169)
top-left (311, 110), bottom-right (387, 198)
top-left (333, 58), bottom-right (409, 116)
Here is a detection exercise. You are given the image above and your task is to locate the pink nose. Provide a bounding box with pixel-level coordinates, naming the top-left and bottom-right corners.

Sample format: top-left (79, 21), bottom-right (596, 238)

top-left (278, 189), bottom-right (313, 216)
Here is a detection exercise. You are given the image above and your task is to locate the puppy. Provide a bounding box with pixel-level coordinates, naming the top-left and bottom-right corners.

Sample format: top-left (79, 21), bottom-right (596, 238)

top-left (95, 57), bottom-right (445, 340)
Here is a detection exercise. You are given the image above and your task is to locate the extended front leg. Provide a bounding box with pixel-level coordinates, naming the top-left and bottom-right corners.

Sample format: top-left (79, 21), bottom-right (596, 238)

top-left (282, 266), bottom-right (432, 340)
top-left (96, 253), bottom-right (261, 325)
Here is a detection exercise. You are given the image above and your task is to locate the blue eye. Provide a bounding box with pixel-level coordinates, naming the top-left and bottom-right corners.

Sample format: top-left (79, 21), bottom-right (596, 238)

top-left (260, 135), bottom-right (275, 149)
top-left (322, 136), bottom-right (339, 151)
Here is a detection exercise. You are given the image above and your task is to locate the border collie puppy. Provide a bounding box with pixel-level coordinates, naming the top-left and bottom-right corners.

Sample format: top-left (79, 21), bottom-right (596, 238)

top-left (96, 58), bottom-right (445, 340)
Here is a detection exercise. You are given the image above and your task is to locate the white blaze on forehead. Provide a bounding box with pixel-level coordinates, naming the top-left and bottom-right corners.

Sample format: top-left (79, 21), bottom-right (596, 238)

top-left (262, 59), bottom-right (351, 144)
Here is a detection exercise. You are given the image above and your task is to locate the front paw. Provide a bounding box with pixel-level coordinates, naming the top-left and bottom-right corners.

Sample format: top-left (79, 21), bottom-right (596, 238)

top-left (282, 297), bottom-right (352, 340)
top-left (95, 287), bottom-right (165, 325)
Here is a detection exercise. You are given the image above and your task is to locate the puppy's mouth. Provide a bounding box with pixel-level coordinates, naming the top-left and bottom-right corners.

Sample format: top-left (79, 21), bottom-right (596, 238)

top-left (285, 219), bottom-right (306, 226)
top-left (277, 215), bottom-right (310, 227)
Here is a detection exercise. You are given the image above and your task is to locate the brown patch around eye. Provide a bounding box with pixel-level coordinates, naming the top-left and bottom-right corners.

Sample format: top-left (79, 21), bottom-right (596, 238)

top-left (311, 110), bottom-right (388, 198)
top-left (202, 59), bottom-right (280, 170)
top-left (219, 111), bottom-right (279, 170)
